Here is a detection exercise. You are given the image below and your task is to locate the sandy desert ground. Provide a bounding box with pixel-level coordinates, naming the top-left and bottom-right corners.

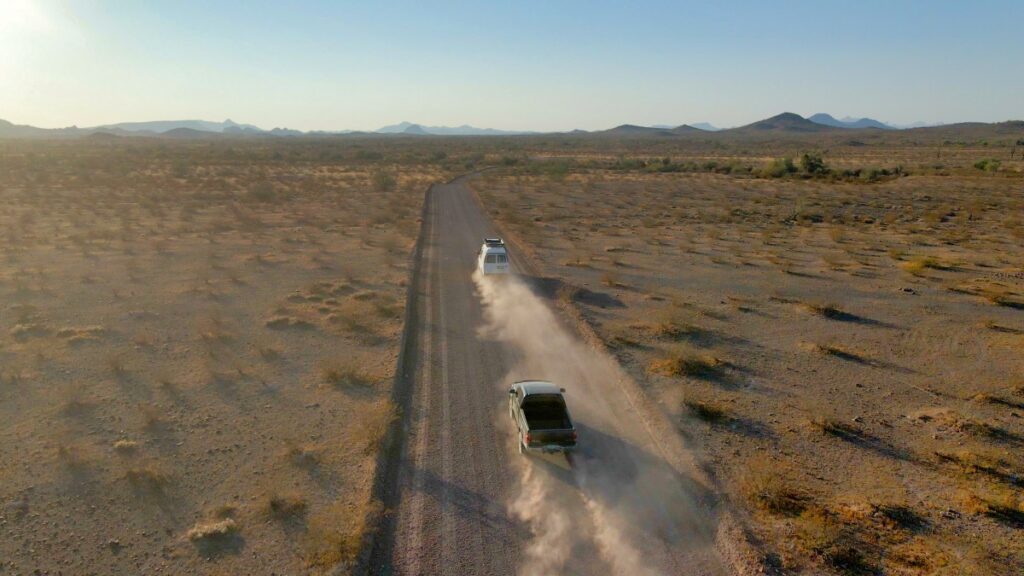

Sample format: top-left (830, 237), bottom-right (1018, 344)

top-left (0, 139), bottom-right (450, 574)
top-left (475, 149), bottom-right (1024, 574)
top-left (2, 133), bottom-right (1022, 576)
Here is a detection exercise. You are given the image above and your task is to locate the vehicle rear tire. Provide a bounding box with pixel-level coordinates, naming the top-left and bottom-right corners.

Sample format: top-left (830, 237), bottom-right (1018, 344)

top-left (518, 438), bottom-right (525, 454)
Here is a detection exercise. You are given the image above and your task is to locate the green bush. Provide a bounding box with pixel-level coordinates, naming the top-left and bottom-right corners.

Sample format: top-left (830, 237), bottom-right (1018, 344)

top-left (974, 159), bottom-right (1001, 172)
top-left (762, 157), bottom-right (797, 178)
top-left (800, 153), bottom-right (828, 175)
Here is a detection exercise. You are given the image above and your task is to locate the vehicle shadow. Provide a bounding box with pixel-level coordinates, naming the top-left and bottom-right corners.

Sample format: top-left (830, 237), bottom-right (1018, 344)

top-left (416, 466), bottom-right (531, 539)
top-left (521, 275), bottom-right (625, 309)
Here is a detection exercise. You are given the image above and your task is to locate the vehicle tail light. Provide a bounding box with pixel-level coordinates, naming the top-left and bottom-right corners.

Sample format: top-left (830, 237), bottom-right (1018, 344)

top-left (570, 431), bottom-right (577, 441)
top-left (525, 433), bottom-right (532, 444)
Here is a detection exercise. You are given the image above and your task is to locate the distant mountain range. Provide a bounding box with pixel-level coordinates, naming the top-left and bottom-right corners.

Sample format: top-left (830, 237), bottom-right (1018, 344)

top-left (375, 121), bottom-right (534, 136)
top-left (96, 119), bottom-right (264, 134)
top-left (0, 113), bottom-right (1016, 140)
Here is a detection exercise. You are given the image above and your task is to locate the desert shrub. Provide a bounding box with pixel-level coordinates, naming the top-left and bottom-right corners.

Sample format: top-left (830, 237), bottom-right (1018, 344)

top-left (762, 157), bottom-right (797, 178)
top-left (974, 158), bottom-right (1001, 172)
top-left (800, 153), bottom-right (828, 174)
top-left (372, 171), bottom-right (396, 191)
top-left (246, 181), bottom-right (277, 202)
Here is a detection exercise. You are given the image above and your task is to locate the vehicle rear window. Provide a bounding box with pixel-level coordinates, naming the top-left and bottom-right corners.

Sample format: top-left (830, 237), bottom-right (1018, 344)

top-left (496, 254), bottom-right (507, 263)
top-left (485, 254), bottom-right (497, 263)
top-left (522, 395), bottom-right (570, 429)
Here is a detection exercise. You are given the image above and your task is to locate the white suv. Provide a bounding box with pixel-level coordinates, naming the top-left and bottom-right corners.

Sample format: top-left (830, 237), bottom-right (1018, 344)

top-left (477, 238), bottom-right (510, 275)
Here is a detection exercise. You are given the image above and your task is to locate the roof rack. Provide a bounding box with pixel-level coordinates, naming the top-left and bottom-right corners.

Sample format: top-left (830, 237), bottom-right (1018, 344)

top-left (483, 237), bottom-right (505, 246)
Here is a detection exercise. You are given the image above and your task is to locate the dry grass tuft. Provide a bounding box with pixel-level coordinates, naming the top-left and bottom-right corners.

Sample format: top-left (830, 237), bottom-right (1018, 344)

top-left (263, 493), bottom-right (308, 521)
top-left (303, 500), bottom-right (381, 569)
top-left (934, 449), bottom-right (1021, 485)
top-left (187, 518), bottom-right (238, 542)
top-left (124, 465), bottom-right (168, 491)
top-left (987, 293), bottom-right (1024, 310)
top-left (683, 399), bottom-right (729, 424)
top-left (647, 311), bottom-right (703, 340)
top-left (354, 400), bottom-right (399, 456)
top-left (958, 488), bottom-right (1024, 528)
top-left (113, 439), bottom-right (139, 454)
top-left (741, 458), bottom-right (811, 517)
top-left (900, 256), bottom-right (949, 276)
top-left (321, 362), bottom-right (378, 389)
top-left (647, 346), bottom-right (722, 379)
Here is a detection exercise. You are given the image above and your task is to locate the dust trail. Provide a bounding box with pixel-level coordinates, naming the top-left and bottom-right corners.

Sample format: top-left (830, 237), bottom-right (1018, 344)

top-left (474, 271), bottom-right (689, 576)
top-left (507, 462), bottom-right (573, 576)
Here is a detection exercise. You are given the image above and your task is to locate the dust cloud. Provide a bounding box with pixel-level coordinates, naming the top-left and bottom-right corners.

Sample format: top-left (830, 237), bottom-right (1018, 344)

top-left (474, 271), bottom-right (718, 576)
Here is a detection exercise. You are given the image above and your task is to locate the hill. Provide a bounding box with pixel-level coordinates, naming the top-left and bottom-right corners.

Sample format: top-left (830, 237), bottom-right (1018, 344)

top-left (808, 113), bottom-right (891, 129)
top-left (730, 112), bottom-right (833, 133)
top-left (160, 127), bottom-right (221, 138)
top-left (670, 124), bottom-right (705, 134)
top-left (0, 119), bottom-right (81, 139)
top-left (596, 124), bottom-right (675, 136)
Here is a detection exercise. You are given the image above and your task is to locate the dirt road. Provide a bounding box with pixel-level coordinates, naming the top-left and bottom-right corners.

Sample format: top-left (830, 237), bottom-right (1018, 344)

top-left (368, 175), bottom-right (730, 576)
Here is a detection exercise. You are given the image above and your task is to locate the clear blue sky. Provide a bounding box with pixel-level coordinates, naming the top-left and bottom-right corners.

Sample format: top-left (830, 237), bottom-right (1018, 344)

top-left (2, 0), bottom-right (1021, 131)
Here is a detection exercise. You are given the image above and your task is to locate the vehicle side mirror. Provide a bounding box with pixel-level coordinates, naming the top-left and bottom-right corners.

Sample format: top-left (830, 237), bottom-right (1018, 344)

top-left (508, 388), bottom-right (515, 395)
top-left (560, 388), bottom-right (566, 393)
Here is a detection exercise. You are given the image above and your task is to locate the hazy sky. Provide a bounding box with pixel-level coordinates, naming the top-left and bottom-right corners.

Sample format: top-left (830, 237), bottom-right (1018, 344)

top-left (2, 0), bottom-right (1021, 131)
